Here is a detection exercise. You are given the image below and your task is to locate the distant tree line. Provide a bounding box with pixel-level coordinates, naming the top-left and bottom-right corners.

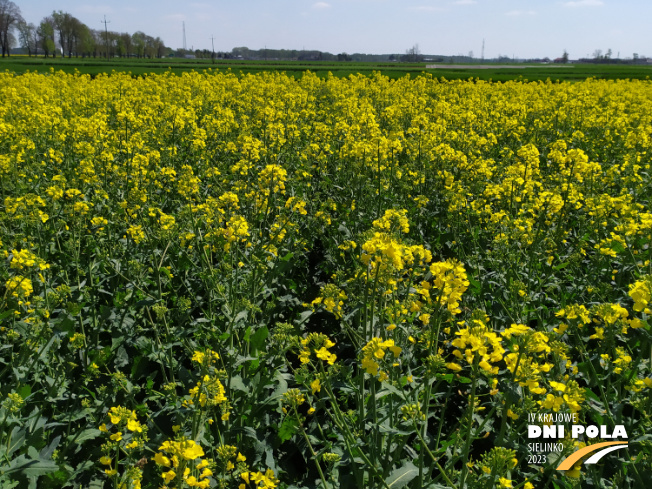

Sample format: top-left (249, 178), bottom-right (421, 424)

top-left (195, 47), bottom-right (409, 63)
top-left (0, 0), bottom-right (167, 58)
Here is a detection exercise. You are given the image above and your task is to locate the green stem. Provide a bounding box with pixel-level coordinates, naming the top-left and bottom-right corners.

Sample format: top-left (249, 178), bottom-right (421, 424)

top-left (295, 407), bottom-right (330, 489)
top-left (412, 420), bottom-right (459, 489)
top-left (320, 366), bottom-right (391, 489)
top-left (459, 362), bottom-right (479, 489)
top-left (570, 322), bottom-right (615, 425)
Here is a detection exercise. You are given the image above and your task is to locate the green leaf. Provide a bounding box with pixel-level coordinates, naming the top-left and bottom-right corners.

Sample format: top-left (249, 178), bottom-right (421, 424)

top-left (5, 455), bottom-right (58, 477)
top-left (375, 384), bottom-right (403, 400)
top-left (385, 461), bottom-right (418, 488)
top-left (40, 436), bottom-right (61, 460)
top-left (438, 373), bottom-right (454, 383)
top-left (66, 428), bottom-right (101, 444)
top-left (114, 346), bottom-right (129, 368)
top-left (278, 417), bottom-right (298, 442)
top-left (271, 371), bottom-right (291, 400)
top-left (583, 388), bottom-right (601, 403)
top-left (378, 424), bottom-right (412, 436)
top-left (66, 302), bottom-right (82, 316)
top-left (468, 275), bottom-right (482, 295)
top-left (553, 261), bottom-right (569, 271)
top-left (159, 266), bottom-right (173, 278)
top-left (234, 310), bottom-right (248, 325)
top-left (250, 326), bottom-right (269, 352)
top-left (135, 299), bottom-right (156, 308)
top-left (295, 310), bottom-right (312, 326)
top-left (18, 385), bottom-right (31, 400)
top-left (229, 375), bottom-right (248, 393)
top-left (0, 310), bottom-right (13, 321)
top-left (5, 427), bottom-right (26, 457)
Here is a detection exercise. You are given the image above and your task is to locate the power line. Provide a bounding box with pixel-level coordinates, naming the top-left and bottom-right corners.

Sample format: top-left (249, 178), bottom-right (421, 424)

top-left (100, 15), bottom-right (110, 60)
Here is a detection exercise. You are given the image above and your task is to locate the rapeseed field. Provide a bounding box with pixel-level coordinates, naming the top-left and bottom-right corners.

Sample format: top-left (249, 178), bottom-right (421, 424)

top-left (1, 69), bottom-right (651, 488)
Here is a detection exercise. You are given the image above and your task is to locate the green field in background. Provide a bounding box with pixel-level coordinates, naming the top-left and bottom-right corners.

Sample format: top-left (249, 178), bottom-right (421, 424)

top-left (2, 55), bottom-right (652, 81)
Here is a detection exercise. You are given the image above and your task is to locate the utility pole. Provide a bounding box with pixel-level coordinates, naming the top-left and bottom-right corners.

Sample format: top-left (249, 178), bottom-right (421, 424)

top-left (481, 38), bottom-right (485, 61)
top-left (210, 35), bottom-right (215, 63)
top-left (101, 15), bottom-right (111, 60)
top-left (183, 21), bottom-right (187, 52)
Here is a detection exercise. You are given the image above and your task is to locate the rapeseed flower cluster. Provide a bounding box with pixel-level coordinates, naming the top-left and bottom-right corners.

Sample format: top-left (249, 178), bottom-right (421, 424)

top-left (186, 349), bottom-right (230, 420)
top-left (360, 337), bottom-right (402, 380)
top-left (448, 314), bottom-right (504, 374)
top-left (5, 275), bottom-right (33, 298)
top-left (372, 208), bottom-right (410, 234)
top-left (9, 249), bottom-right (50, 271)
top-left (153, 438), bottom-right (212, 488)
top-left (311, 284), bottom-right (347, 319)
top-left (297, 333), bottom-right (337, 366)
top-left (240, 469), bottom-right (280, 489)
top-left (502, 324), bottom-right (559, 396)
top-left (429, 259), bottom-right (469, 315)
top-left (99, 407), bottom-right (147, 485)
top-left (538, 379), bottom-right (585, 413)
top-left (629, 276), bottom-right (652, 313)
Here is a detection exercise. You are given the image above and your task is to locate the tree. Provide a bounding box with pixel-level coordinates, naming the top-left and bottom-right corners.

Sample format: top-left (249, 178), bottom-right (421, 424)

top-left (52, 11), bottom-right (85, 57)
top-left (231, 46), bottom-right (250, 59)
top-left (143, 33), bottom-right (156, 58)
top-left (0, 0), bottom-right (22, 57)
top-left (70, 17), bottom-right (85, 56)
top-left (132, 31), bottom-right (145, 58)
top-left (107, 31), bottom-right (119, 58)
top-left (405, 43), bottom-right (421, 63)
top-left (154, 37), bottom-right (166, 58)
top-left (561, 50), bottom-right (569, 64)
top-left (38, 16), bottom-right (56, 57)
top-left (76, 24), bottom-right (95, 57)
top-left (119, 32), bottom-right (132, 57)
top-left (17, 20), bottom-right (37, 56)
top-left (91, 29), bottom-right (103, 57)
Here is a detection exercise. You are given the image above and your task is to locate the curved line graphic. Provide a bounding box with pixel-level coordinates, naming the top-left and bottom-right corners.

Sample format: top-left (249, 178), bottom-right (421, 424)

top-left (584, 445), bottom-right (628, 465)
top-left (556, 442), bottom-right (628, 471)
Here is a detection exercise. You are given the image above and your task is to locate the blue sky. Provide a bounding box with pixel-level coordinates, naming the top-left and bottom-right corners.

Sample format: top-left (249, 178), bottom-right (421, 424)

top-left (19, 1), bottom-right (651, 59)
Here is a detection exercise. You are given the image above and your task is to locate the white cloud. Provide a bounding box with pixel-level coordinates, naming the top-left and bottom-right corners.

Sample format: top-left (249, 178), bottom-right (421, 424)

top-left (506, 9), bottom-right (537, 16)
top-left (312, 2), bottom-right (331, 9)
top-left (562, 0), bottom-right (604, 6)
top-left (453, 0), bottom-right (477, 5)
